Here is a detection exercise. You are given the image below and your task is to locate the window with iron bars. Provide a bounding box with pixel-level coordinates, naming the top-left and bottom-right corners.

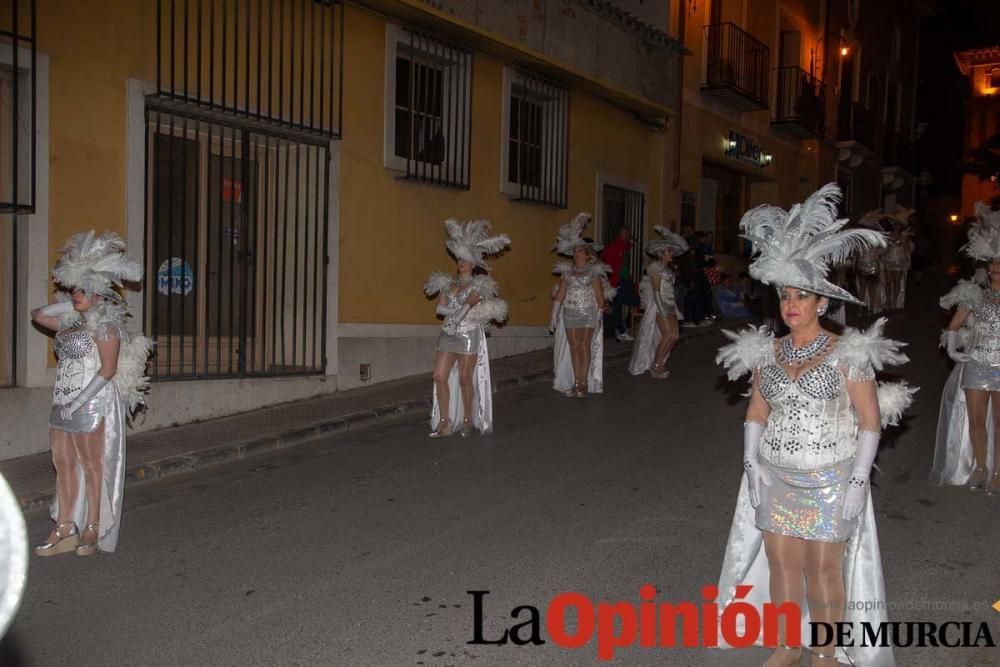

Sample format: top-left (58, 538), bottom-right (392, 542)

top-left (145, 109), bottom-right (329, 380)
top-left (501, 68), bottom-right (568, 207)
top-left (384, 25), bottom-right (472, 188)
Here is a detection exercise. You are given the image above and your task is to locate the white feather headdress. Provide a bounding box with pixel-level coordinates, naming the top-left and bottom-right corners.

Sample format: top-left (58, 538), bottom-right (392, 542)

top-left (739, 184), bottom-right (887, 305)
top-left (553, 212), bottom-right (602, 256)
top-left (443, 219), bottom-right (511, 269)
top-left (645, 225), bottom-right (689, 257)
top-left (51, 231), bottom-right (143, 299)
top-left (961, 202), bottom-right (1000, 261)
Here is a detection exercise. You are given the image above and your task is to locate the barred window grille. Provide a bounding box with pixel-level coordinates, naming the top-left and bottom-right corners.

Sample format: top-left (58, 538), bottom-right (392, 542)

top-left (502, 69), bottom-right (568, 207)
top-left (145, 110), bottom-right (329, 380)
top-left (385, 26), bottom-right (472, 189)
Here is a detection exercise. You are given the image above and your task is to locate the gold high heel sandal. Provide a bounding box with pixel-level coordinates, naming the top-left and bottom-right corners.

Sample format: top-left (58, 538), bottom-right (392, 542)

top-left (428, 418), bottom-right (452, 438)
top-left (75, 522), bottom-right (100, 557)
top-left (34, 521), bottom-right (80, 557)
top-left (985, 472), bottom-right (1000, 496)
top-left (459, 418), bottom-right (474, 438)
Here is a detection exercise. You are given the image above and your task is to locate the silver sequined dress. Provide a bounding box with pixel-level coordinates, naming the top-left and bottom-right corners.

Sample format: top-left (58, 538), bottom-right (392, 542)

top-left (562, 267), bottom-right (600, 329)
top-left (960, 287), bottom-right (1000, 390)
top-left (436, 279), bottom-right (483, 355)
top-left (754, 339), bottom-right (876, 542)
top-left (50, 320), bottom-right (123, 433)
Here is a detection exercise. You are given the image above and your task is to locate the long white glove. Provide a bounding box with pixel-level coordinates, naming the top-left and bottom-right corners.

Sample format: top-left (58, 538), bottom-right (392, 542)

top-left (946, 330), bottom-right (971, 363)
top-left (743, 421), bottom-right (768, 508)
top-left (37, 301), bottom-right (75, 317)
top-left (436, 302), bottom-right (459, 318)
top-left (443, 304), bottom-right (472, 336)
top-left (549, 302), bottom-right (562, 334)
top-left (60, 375), bottom-right (109, 421)
top-left (842, 429), bottom-right (880, 520)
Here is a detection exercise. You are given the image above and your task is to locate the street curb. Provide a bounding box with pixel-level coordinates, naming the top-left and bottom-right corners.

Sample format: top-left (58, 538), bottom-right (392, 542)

top-left (17, 325), bottom-right (721, 512)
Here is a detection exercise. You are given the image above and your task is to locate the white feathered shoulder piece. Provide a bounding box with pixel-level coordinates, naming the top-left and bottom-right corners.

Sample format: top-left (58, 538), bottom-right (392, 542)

top-left (468, 297), bottom-right (509, 326)
top-left (740, 184), bottom-right (886, 304)
top-left (829, 317), bottom-right (909, 381)
top-left (52, 231), bottom-right (143, 298)
top-left (962, 202), bottom-right (1000, 261)
top-left (470, 275), bottom-right (499, 299)
top-left (876, 381), bottom-right (918, 428)
top-left (939, 279), bottom-right (983, 310)
top-left (117, 334), bottom-right (154, 415)
top-left (423, 271), bottom-right (454, 297)
top-left (716, 326), bottom-right (776, 380)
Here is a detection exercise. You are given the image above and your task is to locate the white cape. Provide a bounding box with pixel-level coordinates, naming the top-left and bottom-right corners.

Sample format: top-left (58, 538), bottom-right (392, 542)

top-left (930, 363), bottom-right (995, 485)
top-left (716, 474), bottom-right (895, 666)
top-left (628, 305), bottom-right (661, 375)
top-left (51, 384), bottom-right (127, 553)
top-left (430, 326), bottom-right (493, 434)
top-left (552, 313), bottom-right (604, 393)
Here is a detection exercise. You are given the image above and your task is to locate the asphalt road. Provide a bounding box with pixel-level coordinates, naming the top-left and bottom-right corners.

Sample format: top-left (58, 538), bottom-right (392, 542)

top-left (3, 295), bottom-right (998, 667)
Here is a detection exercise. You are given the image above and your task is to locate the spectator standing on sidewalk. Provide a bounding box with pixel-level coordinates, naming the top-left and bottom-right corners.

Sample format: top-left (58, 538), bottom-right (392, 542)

top-left (602, 226), bottom-right (639, 341)
top-left (677, 225), bottom-right (707, 328)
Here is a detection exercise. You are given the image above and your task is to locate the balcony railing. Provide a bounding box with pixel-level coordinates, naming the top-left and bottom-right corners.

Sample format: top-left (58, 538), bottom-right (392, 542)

top-left (837, 101), bottom-right (876, 152)
top-left (701, 22), bottom-right (769, 111)
top-left (772, 66), bottom-right (825, 137)
top-left (883, 132), bottom-right (915, 173)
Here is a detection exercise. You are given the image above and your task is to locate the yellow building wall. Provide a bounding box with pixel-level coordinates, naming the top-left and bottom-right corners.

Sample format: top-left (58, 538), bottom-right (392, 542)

top-left (36, 0), bottom-right (156, 268)
top-left (337, 5), bottom-right (666, 327)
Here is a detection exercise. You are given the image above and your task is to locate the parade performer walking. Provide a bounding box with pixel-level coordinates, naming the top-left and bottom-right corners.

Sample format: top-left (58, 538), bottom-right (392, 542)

top-left (550, 213), bottom-right (614, 397)
top-left (628, 225), bottom-right (689, 378)
top-left (854, 210), bottom-right (887, 314)
top-left (935, 202), bottom-right (1000, 492)
top-left (30, 231), bottom-right (151, 556)
top-left (883, 206), bottom-right (914, 311)
top-left (425, 219), bottom-right (510, 438)
top-left (715, 185), bottom-right (915, 667)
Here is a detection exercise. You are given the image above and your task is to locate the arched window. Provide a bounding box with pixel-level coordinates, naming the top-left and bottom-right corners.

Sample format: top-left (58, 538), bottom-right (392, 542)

top-left (991, 67), bottom-right (1000, 89)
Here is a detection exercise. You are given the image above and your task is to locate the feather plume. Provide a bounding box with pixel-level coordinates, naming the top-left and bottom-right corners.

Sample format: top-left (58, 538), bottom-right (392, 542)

top-left (877, 381), bottom-right (917, 428)
top-left (740, 184), bottom-right (885, 304)
top-left (443, 218), bottom-right (511, 269)
top-left (52, 231), bottom-right (143, 297)
top-left (553, 212), bottom-right (602, 256)
top-left (115, 334), bottom-right (154, 415)
top-left (831, 317), bottom-right (909, 372)
top-left (939, 279), bottom-right (983, 310)
top-left (423, 271), bottom-right (454, 297)
top-left (716, 326), bottom-right (775, 381)
top-left (646, 225), bottom-right (690, 257)
top-left (961, 203), bottom-right (1000, 261)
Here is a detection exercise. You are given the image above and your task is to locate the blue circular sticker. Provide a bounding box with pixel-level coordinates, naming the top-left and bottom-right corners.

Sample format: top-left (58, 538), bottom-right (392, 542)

top-left (157, 257), bottom-right (194, 296)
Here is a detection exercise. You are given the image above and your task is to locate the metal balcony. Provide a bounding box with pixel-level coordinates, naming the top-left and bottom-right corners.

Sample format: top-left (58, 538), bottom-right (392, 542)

top-left (701, 22), bottom-right (769, 112)
top-left (772, 66), bottom-right (825, 138)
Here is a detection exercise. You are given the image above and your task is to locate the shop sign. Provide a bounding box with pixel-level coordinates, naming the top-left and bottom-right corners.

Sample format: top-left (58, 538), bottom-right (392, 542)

top-left (724, 130), bottom-right (773, 169)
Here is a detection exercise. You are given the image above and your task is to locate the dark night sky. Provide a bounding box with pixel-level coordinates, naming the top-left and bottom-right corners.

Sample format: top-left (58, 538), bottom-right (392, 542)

top-left (917, 0), bottom-right (1000, 197)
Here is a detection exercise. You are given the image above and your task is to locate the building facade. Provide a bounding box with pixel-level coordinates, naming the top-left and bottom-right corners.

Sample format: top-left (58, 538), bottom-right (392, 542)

top-left (954, 46), bottom-right (1000, 217)
top-left (0, 0), bottom-right (682, 459)
top-left (662, 0), bottom-right (926, 273)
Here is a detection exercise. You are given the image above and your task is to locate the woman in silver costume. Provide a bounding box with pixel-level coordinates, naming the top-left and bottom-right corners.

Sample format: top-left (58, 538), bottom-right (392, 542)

top-left (940, 202), bottom-right (1000, 494)
top-left (882, 206), bottom-right (914, 311)
top-left (716, 185), bottom-right (914, 667)
top-left (425, 219), bottom-right (510, 438)
top-left (30, 231), bottom-right (151, 556)
top-left (628, 225), bottom-right (689, 378)
top-left (853, 209), bottom-right (887, 314)
top-left (549, 213), bottom-right (612, 398)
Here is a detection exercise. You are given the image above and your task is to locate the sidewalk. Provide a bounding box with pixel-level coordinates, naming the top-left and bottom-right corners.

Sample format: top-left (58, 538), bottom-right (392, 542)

top-left (1, 326), bottom-right (721, 511)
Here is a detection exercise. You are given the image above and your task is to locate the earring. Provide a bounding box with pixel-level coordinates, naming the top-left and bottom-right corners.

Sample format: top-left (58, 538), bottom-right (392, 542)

top-left (817, 304), bottom-right (828, 316)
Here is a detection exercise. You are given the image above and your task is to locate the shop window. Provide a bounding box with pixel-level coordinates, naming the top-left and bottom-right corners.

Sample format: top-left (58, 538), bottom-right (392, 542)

top-left (500, 68), bottom-right (569, 207)
top-left (383, 25), bottom-right (472, 188)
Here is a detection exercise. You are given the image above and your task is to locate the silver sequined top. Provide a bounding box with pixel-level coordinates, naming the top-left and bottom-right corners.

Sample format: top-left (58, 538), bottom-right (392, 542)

top-left (52, 319), bottom-right (122, 406)
top-left (441, 280), bottom-right (479, 335)
top-left (651, 264), bottom-right (677, 313)
top-left (757, 341), bottom-right (874, 470)
top-left (967, 296), bottom-right (1000, 367)
top-left (564, 268), bottom-right (599, 313)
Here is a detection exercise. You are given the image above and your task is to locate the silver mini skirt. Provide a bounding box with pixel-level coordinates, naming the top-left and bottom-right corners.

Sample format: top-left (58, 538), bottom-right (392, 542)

top-left (756, 457), bottom-right (856, 543)
top-left (49, 397), bottom-right (104, 434)
top-left (961, 360), bottom-right (1000, 392)
top-left (562, 306), bottom-right (596, 330)
top-left (436, 328), bottom-right (482, 355)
